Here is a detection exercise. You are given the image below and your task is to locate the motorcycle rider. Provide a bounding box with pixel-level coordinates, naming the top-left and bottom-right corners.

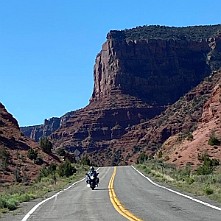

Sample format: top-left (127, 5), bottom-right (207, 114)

top-left (86, 166), bottom-right (99, 186)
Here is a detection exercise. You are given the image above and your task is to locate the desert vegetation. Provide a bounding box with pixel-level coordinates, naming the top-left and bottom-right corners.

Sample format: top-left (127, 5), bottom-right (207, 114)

top-left (136, 153), bottom-right (221, 203)
top-left (0, 159), bottom-right (90, 215)
top-left (116, 24), bottom-right (221, 41)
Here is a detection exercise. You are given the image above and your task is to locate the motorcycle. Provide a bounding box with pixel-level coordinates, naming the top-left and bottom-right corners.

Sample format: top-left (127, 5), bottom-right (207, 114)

top-left (86, 172), bottom-right (99, 190)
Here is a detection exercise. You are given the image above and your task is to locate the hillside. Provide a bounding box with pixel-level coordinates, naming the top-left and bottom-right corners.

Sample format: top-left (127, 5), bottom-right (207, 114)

top-left (0, 103), bottom-right (59, 185)
top-left (159, 70), bottom-right (221, 168)
top-left (107, 70), bottom-right (221, 167)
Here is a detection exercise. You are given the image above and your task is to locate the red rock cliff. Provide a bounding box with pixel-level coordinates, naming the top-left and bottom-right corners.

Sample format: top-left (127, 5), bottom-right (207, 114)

top-left (22, 25), bottom-right (221, 166)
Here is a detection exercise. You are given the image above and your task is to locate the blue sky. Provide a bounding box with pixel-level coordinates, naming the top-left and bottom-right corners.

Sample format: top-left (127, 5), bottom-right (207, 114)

top-left (0, 0), bottom-right (220, 127)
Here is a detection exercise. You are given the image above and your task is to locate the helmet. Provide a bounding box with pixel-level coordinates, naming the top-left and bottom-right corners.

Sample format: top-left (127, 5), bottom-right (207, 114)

top-left (90, 166), bottom-right (94, 171)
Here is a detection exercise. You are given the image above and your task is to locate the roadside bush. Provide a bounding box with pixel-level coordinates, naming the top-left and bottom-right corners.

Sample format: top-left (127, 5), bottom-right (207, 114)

top-left (48, 163), bottom-right (57, 173)
top-left (185, 177), bottom-right (195, 185)
top-left (0, 196), bottom-right (18, 211)
top-left (15, 193), bottom-right (32, 202)
top-left (196, 154), bottom-right (219, 175)
top-left (58, 161), bottom-right (76, 177)
top-left (137, 152), bottom-right (148, 164)
top-left (204, 186), bottom-right (214, 195)
top-left (0, 197), bottom-right (6, 209)
top-left (39, 166), bottom-right (50, 178)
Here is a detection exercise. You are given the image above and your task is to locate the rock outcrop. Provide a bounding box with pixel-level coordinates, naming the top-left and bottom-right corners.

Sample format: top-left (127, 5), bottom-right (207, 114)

top-left (21, 25), bottom-right (221, 166)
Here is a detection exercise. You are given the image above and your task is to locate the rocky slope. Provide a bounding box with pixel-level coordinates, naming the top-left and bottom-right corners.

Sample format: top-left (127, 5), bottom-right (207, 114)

top-left (159, 70), bottom-right (221, 168)
top-left (0, 103), bottom-right (59, 185)
top-left (21, 24), bottom-right (221, 167)
top-left (107, 70), bottom-right (221, 167)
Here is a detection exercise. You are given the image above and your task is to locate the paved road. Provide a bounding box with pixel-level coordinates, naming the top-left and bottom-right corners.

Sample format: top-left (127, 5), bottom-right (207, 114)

top-left (21, 167), bottom-right (127, 221)
top-left (115, 166), bottom-right (221, 221)
top-left (1, 166), bottom-right (221, 221)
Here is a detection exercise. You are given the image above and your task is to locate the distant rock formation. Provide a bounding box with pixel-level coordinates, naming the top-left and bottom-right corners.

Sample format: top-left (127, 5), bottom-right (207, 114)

top-left (21, 24), bottom-right (221, 166)
top-left (21, 111), bottom-right (76, 142)
top-left (21, 117), bottom-right (61, 141)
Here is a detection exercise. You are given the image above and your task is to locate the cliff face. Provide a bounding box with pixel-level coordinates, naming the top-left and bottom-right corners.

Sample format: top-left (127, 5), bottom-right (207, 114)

top-left (92, 32), bottom-right (211, 105)
top-left (21, 25), bottom-right (221, 166)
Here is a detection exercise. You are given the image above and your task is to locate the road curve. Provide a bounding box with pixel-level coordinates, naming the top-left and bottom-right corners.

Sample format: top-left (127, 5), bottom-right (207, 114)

top-left (2, 166), bottom-right (221, 221)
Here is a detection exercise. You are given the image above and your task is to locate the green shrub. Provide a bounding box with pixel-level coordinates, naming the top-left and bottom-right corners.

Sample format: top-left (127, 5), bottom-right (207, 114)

top-left (27, 148), bottom-right (38, 160)
top-left (185, 177), bottom-right (195, 185)
top-left (208, 133), bottom-right (220, 146)
top-left (0, 197), bottom-right (6, 209)
top-left (187, 133), bottom-right (193, 141)
top-left (39, 137), bottom-right (53, 154)
top-left (142, 165), bottom-right (146, 170)
top-left (48, 163), bottom-right (57, 173)
top-left (58, 161), bottom-right (76, 177)
top-left (16, 193), bottom-right (31, 202)
top-left (144, 167), bottom-right (151, 174)
top-left (34, 157), bottom-right (43, 165)
top-left (158, 151), bottom-right (163, 158)
top-left (137, 153), bottom-right (148, 164)
top-left (204, 186), bottom-right (214, 195)
top-left (39, 166), bottom-right (50, 178)
top-left (196, 163), bottom-right (213, 175)
top-left (56, 148), bottom-right (66, 156)
top-left (0, 197), bottom-right (18, 211)
top-left (196, 154), bottom-right (219, 175)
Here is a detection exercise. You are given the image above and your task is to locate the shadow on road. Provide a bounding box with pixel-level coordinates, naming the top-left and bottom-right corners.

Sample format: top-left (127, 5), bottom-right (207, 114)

top-left (94, 188), bottom-right (109, 191)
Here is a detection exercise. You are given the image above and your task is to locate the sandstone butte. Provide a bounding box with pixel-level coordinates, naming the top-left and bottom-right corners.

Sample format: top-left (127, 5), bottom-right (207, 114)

top-left (1, 24), bottom-right (221, 183)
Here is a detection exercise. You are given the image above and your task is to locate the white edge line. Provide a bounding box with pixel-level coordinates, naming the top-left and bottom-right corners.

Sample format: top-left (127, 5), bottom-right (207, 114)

top-left (132, 165), bottom-right (221, 211)
top-left (21, 177), bottom-right (85, 221)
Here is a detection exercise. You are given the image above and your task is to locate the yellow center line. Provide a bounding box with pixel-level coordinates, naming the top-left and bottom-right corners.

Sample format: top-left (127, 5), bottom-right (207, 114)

top-left (108, 167), bottom-right (143, 221)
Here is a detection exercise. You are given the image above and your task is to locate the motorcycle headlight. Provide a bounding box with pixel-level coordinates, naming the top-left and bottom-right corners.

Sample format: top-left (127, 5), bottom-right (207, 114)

top-left (90, 176), bottom-right (94, 180)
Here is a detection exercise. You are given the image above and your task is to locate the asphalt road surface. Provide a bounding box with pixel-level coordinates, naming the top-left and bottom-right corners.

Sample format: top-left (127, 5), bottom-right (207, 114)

top-left (2, 166), bottom-right (221, 221)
